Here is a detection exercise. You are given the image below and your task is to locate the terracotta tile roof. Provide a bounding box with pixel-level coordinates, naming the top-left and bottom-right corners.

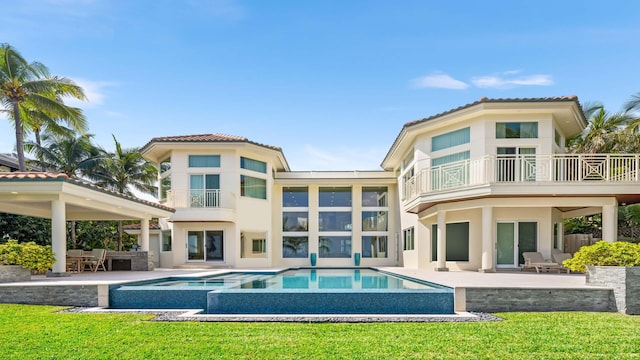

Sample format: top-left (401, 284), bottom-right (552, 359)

top-left (141, 133), bottom-right (283, 152)
top-left (403, 96), bottom-right (582, 128)
top-left (0, 172), bottom-right (175, 213)
top-left (123, 221), bottom-right (161, 230)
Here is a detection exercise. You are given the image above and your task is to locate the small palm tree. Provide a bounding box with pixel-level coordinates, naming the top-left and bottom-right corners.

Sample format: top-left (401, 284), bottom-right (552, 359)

top-left (92, 135), bottom-right (157, 250)
top-left (0, 44), bottom-right (86, 171)
top-left (25, 133), bottom-right (102, 177)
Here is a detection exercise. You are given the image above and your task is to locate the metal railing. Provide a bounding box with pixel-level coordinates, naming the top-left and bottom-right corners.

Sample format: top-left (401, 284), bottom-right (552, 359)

top-left (404, 153), bottom-right (640, 201)
top-left (165, 189), bottom-right (221, 208)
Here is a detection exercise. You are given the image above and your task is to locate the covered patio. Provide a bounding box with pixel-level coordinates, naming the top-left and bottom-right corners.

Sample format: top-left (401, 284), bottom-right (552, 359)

top-left (0, 172), bottom-right (174, 275)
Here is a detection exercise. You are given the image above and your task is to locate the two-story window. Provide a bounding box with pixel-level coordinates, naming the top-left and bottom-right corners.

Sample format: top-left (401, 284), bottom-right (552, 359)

top-left (361, 187), bottom-right (388, 258)
top-left (319, 187), bottom-right (352, 258)
top-left (282, 187), bottom-right (309, 258)
top-left (403, 227), bottom-right (414, 251)
top-left (189, 155), bottom-right (220, 207)
top-left (495, 122), bottom-right (539, 182)
top-left (240, 157), bottom-right (267, 199)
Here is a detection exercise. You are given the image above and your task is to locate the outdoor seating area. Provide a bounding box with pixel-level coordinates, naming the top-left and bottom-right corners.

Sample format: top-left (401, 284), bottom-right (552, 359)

top-left (521, 252), bottom-right (571, 273)
top-left (65, 249), bottom-right (107, 273)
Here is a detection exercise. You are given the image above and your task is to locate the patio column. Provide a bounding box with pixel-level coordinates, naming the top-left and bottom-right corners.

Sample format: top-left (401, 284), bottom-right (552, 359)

top-left (140, 218), bottom-right (150, 251)
top-left (435, 211), bottom-right (448, 271)
top-left (602, 204), bottom-right (618, 242)
top-left (480, 206), bottom-right (495, 272)
top-left (49, 199), bottom-right (69, 276)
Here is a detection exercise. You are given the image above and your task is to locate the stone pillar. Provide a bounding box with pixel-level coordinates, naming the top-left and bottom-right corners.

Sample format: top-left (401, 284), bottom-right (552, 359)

top-left (480, 206), bottom-right (495, 272)
top-left (435, 211), bottom-right (448, 271)
top-left (140, 218), bottom-right (150, 251)
top-left (50, 199), bottom-right (68, 275)
top-left (602, 204), bottom-right (618, 242)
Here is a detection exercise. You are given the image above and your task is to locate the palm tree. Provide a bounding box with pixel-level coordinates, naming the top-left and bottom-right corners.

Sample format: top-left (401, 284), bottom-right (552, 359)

top-left (0, 43), bottom-right (86, 171)
top-left (568, 107), bottom-right (634, 153)
top-left (92, 135), bottom-right (157, 250)
top-left (25, 133), bottom-right (102, 177)
top-left (624, 93), bottom-right (640, 113)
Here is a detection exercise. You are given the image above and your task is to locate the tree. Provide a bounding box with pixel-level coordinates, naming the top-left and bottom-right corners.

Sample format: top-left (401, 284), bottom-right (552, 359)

top-left (0, 43), bottom-right (86, 171)
top-left (92, 135), bottom-right (157, 250)
top-left (568, 107), bottom-right (634, 153)
top-left (624, 92), bottom-right (640, 113)
top-left (25, 133), bottom-right (102, 177)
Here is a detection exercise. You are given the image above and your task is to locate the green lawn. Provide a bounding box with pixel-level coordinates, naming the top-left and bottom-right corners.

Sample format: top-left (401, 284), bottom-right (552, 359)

top-left (1, 305), bottom-right (639, 359)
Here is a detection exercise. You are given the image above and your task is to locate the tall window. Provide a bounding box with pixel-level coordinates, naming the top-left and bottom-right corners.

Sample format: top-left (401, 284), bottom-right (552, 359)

top-left (362, 186), bottom-right (388, 258)
top-left (403, 227), bottom-right (414, 251)
top-left (241, 175), bottom-right (266, 199)
top-left (161, 230), bottom-right (172, 252)
top-left (496, 122), bottom-right (538, 139)
top-left (431, 222), bottom-right (469, 262)
top-left (189, 155), bottom-right (220, 167)
top-left (432, 127), bottom-right (470, 152)
top-left (319, 187), bottom-right (352, 258)
top-left (282, 187), bottom-right (309, 258)
top-left (241, 157), bottom-right (267, 173)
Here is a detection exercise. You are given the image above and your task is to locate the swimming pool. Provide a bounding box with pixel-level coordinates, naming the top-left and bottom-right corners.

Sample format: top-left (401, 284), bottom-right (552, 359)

top-left (109, 268), bottom-right (454, 314)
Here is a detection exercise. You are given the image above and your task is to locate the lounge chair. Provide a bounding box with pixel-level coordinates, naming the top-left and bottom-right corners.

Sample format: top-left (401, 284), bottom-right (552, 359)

top-left (83, 249), bottom-right (107, 272)
top-left (522, 252), bottom-right (569, 273)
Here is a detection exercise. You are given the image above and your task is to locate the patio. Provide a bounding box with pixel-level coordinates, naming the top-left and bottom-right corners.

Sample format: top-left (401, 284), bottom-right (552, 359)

top-left (0, 267), bottom-right (614, 314)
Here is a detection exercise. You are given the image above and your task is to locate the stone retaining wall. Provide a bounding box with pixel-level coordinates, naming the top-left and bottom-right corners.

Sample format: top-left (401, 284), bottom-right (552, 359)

top-left (0, 284), bottom-right (107, 307)
top-left (464, 287), bottom-right (614, 312)
top-left (0, 265), bottom-right (31, 283)
top-left (586, 266), bottom-right (640, 315)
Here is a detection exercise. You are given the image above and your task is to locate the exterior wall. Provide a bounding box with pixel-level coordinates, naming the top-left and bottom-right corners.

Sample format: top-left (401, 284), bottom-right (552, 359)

top-left (465, 287), bottom-right (613, 312)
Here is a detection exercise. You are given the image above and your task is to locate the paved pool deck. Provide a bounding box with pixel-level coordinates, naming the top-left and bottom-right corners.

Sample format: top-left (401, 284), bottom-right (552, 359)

top-left (1, 267), bottom-right (614, 314)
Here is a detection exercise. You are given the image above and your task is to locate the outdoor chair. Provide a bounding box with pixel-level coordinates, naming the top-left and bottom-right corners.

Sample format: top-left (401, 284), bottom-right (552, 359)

top-left (83, 248), bottom-right (107, 272)
top-left (522, 252), bottom-right (569, 273)
top-left (66, 249), bottom-right (84, 272)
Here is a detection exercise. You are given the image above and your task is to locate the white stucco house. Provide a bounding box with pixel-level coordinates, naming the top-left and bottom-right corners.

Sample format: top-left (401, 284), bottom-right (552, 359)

top-left (140, 96), bottom-right (640, 271)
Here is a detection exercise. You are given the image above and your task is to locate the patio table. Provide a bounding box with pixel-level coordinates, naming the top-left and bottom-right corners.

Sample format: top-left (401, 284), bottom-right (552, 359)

top-left (66, 254), bottom-right (94, 272)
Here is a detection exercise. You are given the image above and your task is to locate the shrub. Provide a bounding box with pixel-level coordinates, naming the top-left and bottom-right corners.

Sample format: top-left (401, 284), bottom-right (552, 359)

top-left (0, 240), bottom-right (55, 273)
top-left (563, 241), bottom-right (640, 272)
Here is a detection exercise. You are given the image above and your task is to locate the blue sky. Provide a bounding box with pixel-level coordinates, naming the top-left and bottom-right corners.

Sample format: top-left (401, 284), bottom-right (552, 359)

top-left (1, 0), bottom-right (639, 171)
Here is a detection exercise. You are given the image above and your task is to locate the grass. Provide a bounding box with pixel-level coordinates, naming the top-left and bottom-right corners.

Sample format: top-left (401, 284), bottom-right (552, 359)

top-left (1, 305), bottom-right (639, 359)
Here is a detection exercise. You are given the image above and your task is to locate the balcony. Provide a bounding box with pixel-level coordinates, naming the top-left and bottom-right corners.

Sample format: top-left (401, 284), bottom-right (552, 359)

top-left (403, 154), bottom-right (640, 211)
top-left (166, 189), bottom-right (221, 208)
top-left (164, 189), bottom-right (235, 222)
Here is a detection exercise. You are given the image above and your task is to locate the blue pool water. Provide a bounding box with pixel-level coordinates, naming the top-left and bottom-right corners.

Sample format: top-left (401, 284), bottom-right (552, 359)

top-left (109, 268), bottom-right (454, 314)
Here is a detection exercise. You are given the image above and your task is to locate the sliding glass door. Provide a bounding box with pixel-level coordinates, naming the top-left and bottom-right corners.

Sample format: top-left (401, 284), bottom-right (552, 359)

top-left (187, 230), bottom-right (224, 262)
top-left (496, 221), bottom-right (537, 267)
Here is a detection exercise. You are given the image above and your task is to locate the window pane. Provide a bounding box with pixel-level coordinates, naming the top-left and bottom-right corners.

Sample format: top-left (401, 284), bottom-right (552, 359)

top-left (161, 230), bottom-right (172, 252)
top-left (362, 211), bottom-right (388, 231)
top-left (518, 222), bottom-right (537, 264)
top-left (160, 175), bottom-right (171, 200)
top-left (362, 236), bottom-right (388, 258)
top-left (282, 187), bottom-right (308, 207)
top-left (319, 212), bottom-right (352, 231)
top-left (431, 222), bottom-right (470, 261)
top-left (431, 151), bottom-right (470, 166)
top-left (403, 227), bottom-right (414, 251)
top-left (362, 187), bottom-right (388, 207)
top-left (189, 155), bottom-right (220, 167)
top-left (282, 212), bottom-right (308, 231)
top-left (319, 187), bottom-right (351, 207)
top-left (283, 236), bottom-right (308, 258)
top-left (496, 122), bottom-right (538, 139)
top-left (241, 175), bottom-right (266, 199)
top-left (241, 157), bottom-right (267, 173)
top-left (520, 122), bottom-right (538, 138)
top-left (432, 127), bottom-right (470, 152)
top-left (319, 236), bottom-right (351, 258)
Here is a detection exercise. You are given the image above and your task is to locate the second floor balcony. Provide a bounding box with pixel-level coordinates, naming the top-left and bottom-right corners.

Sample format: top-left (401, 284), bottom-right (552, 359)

top-left (164, 188), bottom-right (235, 222)
top-left (403, 153), bottom-right (640, 212)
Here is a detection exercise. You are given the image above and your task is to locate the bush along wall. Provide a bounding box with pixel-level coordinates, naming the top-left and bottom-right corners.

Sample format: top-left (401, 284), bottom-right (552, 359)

top-left (564, 241), bottom-right (640, 315)
top-left (0, 240), bottom-right (55, 275)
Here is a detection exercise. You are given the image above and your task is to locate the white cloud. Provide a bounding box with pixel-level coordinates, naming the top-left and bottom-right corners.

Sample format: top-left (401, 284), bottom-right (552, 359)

top-left (471, 72), bottom-right (554, 89)
top-left (412, 70), bottom-right (554, 91)
top-left (411, 72), bottom-right (469, 90)
top-left (64, 78), bottom-right (117, 108)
